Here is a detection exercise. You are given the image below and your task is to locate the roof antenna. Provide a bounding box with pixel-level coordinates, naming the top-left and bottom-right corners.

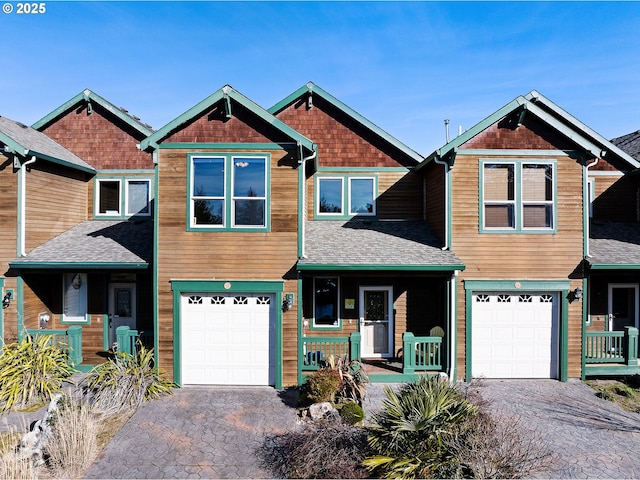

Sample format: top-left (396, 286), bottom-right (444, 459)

top-left (444, 119), bottom-right (450, 143)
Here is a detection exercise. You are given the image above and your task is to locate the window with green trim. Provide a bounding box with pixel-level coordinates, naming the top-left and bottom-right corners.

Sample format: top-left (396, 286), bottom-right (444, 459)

top-left (190, 154), bottom-right (268, 230)
top-left (313, 277), bottom-right (339, 328)
top-left (316, 175), bottom-right (376, 219)
top-left (481, 160), bottom-right (555, 232)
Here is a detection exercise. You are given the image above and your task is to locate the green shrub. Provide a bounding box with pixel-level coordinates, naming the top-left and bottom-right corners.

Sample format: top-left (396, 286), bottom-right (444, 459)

top-left (0, 335), bottom-right (76, 413)
top-left (323, 356), bottom-right (369, 405)
top-left (337, 401), bottom-right (365, 425)
top-left (82, 344), bottom-right (173, 415)
top-left (300, 367), bottom-right (341, 406)
top-left (364, 376), bottom-right (477, 479)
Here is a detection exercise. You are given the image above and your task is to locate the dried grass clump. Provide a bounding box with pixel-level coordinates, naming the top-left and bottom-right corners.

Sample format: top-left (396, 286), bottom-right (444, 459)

top-left (46, 399), bottom-right (101, 478)
top-left (0, 429), bottom-right (39, 480)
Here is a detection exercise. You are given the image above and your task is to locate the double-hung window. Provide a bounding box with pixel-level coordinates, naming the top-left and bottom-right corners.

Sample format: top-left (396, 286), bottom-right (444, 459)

top-left (189, 154), bottom-right (268, 230)
top-left (481, 160), bottom-right (556, 232)
top-left (313, 277), bottom-right (339, 328)
top-left (96, 178), bottom-right (151, 218)
top-left (316, 175), bottom-right (376, 219)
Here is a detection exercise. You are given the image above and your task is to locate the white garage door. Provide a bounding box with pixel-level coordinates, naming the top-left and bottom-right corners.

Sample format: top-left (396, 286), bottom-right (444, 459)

top-left (471, 292), bottom-right (558, 379)
top-left (181, 293), bottom-right (275, 385)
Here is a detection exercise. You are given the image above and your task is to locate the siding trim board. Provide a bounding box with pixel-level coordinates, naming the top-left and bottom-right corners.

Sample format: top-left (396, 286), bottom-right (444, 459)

top-left (159, 143), bottom-right (300, 151)
top-left (297, 264), bottom-right (466, 272)
top-left (170, 280), bottom-right (284, 389)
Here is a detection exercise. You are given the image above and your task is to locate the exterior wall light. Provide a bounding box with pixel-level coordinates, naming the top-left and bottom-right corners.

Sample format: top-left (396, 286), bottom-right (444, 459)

top-left (570, 287), bottom-right (583, 303)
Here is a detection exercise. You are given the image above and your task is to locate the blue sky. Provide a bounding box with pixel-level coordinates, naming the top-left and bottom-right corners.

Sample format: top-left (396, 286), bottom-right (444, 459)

top-left (1, 1), bottom-right (639, 155)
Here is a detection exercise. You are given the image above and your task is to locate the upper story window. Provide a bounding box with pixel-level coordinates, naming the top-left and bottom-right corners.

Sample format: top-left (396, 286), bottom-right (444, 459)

top-left (96, 178), bottom-right (151, 218)
top-left (481, 160), bottom-right (556, 233)
top-left (189, 154), bottom-right (268, 231)
top-left (316, 175), bottom-right (376, 219)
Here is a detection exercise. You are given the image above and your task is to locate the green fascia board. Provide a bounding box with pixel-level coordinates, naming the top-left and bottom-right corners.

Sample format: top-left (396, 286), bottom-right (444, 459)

top-left (158, 142), bottom-right (300, 151)
top-left (32, 89), bottom-right (154, 137)
top-left (28, 150), bottom-right (96, 174)
top-left (589, 264), bottom-right (640, 270)
top-left (141, 86), bottom-right (314, 154)
top-left (0, 131), bottom-right (28, 156)
top-left (268, 82), bottom-right (423, 164)
top-left (9, 261), bottom-right (148, 270)
top-left (525, 90), bottom-right (640, 170)
top-left (297, 263), bottom-right (465, 272)
top-left (170, 279), bottom-right (284, 293)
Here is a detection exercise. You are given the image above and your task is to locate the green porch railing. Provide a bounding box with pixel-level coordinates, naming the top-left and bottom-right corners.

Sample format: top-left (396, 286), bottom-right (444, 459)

top-left (116, 326), bottom-right (139, 355)
top-left (301, 334), bottom-right (358, 371)
top-left (584, 327), bottom-right (638, 366)
top-left (402, 332), bottom-right (442, 374)
top-left (23, 326), bottom-right (83, 366)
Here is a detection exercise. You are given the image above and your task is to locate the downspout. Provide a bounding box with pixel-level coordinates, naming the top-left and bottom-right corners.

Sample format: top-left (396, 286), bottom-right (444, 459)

top-left (433, 155), bottom-right (450, 250)
top-left (584, 156), bottom-right (599, 258)
top-left (19, 155), bottom-right (37, 257)
top-left (299, 147), bottom-right (317, 259)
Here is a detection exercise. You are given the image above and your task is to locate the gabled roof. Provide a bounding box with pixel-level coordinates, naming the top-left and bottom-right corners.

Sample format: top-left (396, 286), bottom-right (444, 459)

top-left (9, 220), bottom-right (153, 269)
top-left (420, 90), bottom-right (640, 170)
top-left (298, 220), bottom-right (464, 271)
top-left (269, 82), bottom-right (423, 165)
top-left (32, 89), bottom-right (154, 137)
top-left (0, 116), bottom-right (95, 173)
top-left (140, 85), bottom-right (315, 153)
top-left (611, 130), bottom-right (640, 162)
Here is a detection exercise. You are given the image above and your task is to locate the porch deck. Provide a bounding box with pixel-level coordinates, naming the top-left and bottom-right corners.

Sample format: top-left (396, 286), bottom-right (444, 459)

top-left (583, 327), bottom-right (640, 377)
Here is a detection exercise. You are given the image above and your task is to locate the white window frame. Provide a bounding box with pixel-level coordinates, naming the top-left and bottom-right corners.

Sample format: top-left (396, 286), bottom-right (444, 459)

top-left (61, 273), bottom-right (89, 324)
top-left (125, 179), bottom-right (151, 216)
top-left (312, 276), bottom-right (340, 329)
top-left (96, 179), bottom-right (122, 216)
top-left (231, 155), bottom-right (267, 228)
top-left (348, 177), bottom-right (376, 216)
top-left (316, 177), bottom-right (344, 217)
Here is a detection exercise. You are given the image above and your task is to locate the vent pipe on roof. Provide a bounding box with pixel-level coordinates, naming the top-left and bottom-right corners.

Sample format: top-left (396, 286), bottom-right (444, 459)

top-left (444, 119), bottom-right (450, 143)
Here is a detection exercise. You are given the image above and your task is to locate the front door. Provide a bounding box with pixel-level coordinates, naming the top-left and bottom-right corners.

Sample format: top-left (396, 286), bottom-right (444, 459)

top-left (108, 283), bottom-right (137, 348)
top-left (608, 284), bottom-right (639, 331)
top-left (359, 286), bottom-right (393, 358)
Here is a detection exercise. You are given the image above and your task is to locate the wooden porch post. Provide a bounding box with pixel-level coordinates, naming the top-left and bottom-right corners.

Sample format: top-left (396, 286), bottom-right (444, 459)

top-left (625, 326), bottom-right (639, 367)
top-left (67, 325), bottom-right (83, 366)
top-left (350, 332), bottom-right (361, 361)
top-left (402, 332), bottom-right (415, 374)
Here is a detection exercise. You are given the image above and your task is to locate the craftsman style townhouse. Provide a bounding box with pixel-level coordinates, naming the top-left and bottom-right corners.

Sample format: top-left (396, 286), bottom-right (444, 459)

top-left (1, 83), bottom-right (639, 388)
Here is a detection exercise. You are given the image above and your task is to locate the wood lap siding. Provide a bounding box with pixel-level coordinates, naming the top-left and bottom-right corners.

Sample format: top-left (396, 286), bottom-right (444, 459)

top-left (452, 151), bottom-right (585, 379)
top-left (156, 148), bottom-right (300, 385)
top-left (24, 164), bottom-right (88, 252)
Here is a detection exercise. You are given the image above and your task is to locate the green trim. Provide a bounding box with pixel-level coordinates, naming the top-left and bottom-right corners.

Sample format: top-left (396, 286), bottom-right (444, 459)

top-left (464, 279), bottom-right (571, 291)
top-left (581, 278), bottom-right (588, 380)
top-left (9, 262), bottom-right (148, 269)
top-left (478, 158), bottom-right (558, 234)
top-left (316, 166), bottom-right (410, 172)
top-left (314, 174), bottom-right (378, 220)
top-left (0, 131), bottom-right (27, 156)
top-left (153, 164), bottom-right (160, 371)
top-left (297, 263), bottom-right (466, 272)
top-left (0, 278), bottom-right (4, 341)
top-left (584, 364), bottom-right (640, 376)
top-left (453, 149), bottom-right (584, 158)
top-left (445, 162), bottom-right (452, 249)
top-left (524, 90), bottom-right (640, 169)
top-left (158, 143), bottom-right (299, 151)
top-left (170, 279), bottom-right (284, 389)
top-left (32, 89), bottom-right (153, 136)
top-left (589, 264), bottom-right (640, 270)
top-left (297, 277), bottom-right (304, 386)
top-left (27, 150), bottom-right (96, 174)
top-left (463, 279), bottom-right (570, 382)
top-left (140, 85), bottom-right (314, 154)
top-left (16, 278), bottom-right (24, 337)
top-left (297, 159), bottom-right (304, 259)
top-left (451, 272), bottom-right (458, 381)
top-left (268, 82), bottom-right (423, 165)
top-left (186, 153), bottom-right (271, 232)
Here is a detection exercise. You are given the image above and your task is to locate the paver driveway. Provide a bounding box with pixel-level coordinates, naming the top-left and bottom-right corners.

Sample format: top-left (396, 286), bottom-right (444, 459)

top-left (82, 380), bottom-right (640, 479)
top-left (471, 379), bottom-right (640, 479)
top-left (82, 387), bottom-right (298, 479)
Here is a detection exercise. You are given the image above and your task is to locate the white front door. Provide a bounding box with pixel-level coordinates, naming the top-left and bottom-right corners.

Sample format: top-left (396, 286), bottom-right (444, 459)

top-left (359, 286), bottom-right (393, 358)
top-left (108, 283), bottom-right (137, 347)
top-left (608, 284), bottom-right (639, 331)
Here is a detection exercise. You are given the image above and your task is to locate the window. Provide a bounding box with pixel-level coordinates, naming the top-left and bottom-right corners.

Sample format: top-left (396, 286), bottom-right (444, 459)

top-left (96, 178), bottom-right (151, 218)
top-left (316, 175), bottom-right (376, 219)
top-left (190, 154), bottom-right (268, 230)
top-left (62, 273), bottom-right (88, 323)
top-left (313, 277), bottom-right (339, 327)
top-left (481, 160), bottom-right (555, 232)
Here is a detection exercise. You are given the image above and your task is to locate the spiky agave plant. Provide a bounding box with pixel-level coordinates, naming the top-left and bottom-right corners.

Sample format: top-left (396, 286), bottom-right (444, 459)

top-left (0, 335), bottom-right (76, 413)
top-left (364, 376), bottom-right (477, 479)
top-left (82, 344), bottom-right (173, 415)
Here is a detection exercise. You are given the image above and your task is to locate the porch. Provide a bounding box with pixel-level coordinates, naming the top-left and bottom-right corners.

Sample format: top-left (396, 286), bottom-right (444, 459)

top-left (298, 331), bottom-right (446, 384)
top-left (583, 327), bottom-right (640, 376)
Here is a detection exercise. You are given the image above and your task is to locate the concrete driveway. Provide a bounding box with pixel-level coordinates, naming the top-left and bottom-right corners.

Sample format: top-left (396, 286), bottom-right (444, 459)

top-left (82, 380), bottom-right (640, 479)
